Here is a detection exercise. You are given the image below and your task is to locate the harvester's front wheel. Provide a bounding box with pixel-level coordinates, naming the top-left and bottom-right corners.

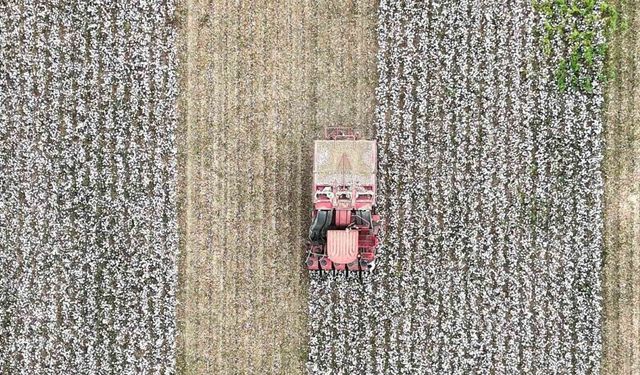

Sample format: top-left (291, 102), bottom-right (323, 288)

top-left (309, 210), bottom-right (330, 243)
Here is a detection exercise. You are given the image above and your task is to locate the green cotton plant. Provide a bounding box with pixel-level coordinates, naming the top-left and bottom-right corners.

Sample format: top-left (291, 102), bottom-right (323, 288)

top-left (532, 0), bottom-right (626, 93)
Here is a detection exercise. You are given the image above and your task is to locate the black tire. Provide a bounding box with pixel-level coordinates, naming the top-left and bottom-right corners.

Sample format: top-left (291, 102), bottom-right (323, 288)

top-left (320, 210), bottom-right (333, 242)
top-left (309, 210), bottom-right (328, 243)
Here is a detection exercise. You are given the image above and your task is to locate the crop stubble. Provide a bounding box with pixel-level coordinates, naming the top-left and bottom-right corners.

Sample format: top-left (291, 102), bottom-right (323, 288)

top-left (602, 0), bottom-right (640, 373)
top-left (177, 0), bottom-right (377, 373)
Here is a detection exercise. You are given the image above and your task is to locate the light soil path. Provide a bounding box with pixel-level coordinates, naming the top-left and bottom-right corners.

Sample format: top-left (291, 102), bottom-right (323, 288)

top-left (176, 1), bottom-right (377, 373)
top-left (602, 1), bottom-right (640, 373)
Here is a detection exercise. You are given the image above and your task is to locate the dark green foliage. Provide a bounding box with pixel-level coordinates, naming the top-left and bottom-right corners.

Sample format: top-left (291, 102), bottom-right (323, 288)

top-left (532, 0), bottom-right (627, 93)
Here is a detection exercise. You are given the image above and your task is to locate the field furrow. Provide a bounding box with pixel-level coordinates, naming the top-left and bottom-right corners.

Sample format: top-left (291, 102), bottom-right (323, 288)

top-left (178, 1), bottom-right (377, 373)
top-left (602, 0), bottom-right (640, 373)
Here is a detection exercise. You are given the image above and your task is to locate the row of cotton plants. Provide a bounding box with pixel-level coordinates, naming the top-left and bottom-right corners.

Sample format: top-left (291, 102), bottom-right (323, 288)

top-left (308, 0), bottom-right (604, 373)
top-left (0, 1), bottom-right (178, 374)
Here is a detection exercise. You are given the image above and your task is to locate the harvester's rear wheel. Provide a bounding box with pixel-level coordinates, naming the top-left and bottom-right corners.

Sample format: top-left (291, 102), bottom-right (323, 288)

top-left (322, 210), bottom-right (333, 241)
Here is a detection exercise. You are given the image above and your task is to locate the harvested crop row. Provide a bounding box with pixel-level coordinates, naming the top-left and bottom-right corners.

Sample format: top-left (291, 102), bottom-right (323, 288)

top-left (177, 1), bottom-right (377, 373)
top-left (0, 1), bottom-right (178, 373)
top-left (602, 0), bottom-right (640, 373)
top-left (308, 1), bottom-right (605, 373)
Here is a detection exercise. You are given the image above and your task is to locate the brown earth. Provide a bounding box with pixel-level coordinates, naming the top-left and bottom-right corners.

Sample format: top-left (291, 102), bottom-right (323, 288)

top-left (602, 0), bottom-right (640, 373)
top-left (175, 1), bottom-right (377, 373)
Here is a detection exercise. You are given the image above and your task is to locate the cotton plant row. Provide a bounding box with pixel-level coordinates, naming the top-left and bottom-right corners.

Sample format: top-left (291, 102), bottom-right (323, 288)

top-left (0, 1), bottom-right (178, 374)
top-left (308, 0), bottom-right (604, 373)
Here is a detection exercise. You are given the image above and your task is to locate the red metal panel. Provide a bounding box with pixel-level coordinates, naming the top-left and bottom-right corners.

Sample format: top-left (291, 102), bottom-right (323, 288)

top-left (327, 230), bottom-right (358, 264)
top-left (334, 209), bottom-right (352, 228)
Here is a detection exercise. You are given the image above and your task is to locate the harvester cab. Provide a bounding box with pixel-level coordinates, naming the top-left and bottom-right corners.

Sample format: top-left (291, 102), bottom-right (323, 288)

top-left (305, 127), bottom-right (381, 274)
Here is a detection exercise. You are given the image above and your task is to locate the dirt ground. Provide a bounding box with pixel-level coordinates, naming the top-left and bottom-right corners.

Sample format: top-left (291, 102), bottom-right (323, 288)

top-left (602, 0), bottom-right (640, 373)
top-left (175, 1), bottom-right (377, 373)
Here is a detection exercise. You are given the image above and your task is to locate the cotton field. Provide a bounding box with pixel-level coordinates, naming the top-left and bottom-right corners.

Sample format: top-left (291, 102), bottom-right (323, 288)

top-left (1, 0), bottom-right (637, 374)
top-left (309, 0), bottom-right (605, 373)
top-left (0, 1), bottom-right (178, 373)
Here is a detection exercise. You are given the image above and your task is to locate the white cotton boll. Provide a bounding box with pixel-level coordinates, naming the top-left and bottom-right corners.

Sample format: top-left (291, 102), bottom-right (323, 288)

top-left (308, 1), bottom-right (604, 373)
top-left (0, 1), bottom-right (178, 373)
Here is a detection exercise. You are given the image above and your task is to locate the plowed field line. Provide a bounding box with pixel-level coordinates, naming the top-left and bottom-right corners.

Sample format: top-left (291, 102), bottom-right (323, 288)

top-left (602, 0), bottom-right (640, 373)
top-left (177, 1), bottom-right (377, 373)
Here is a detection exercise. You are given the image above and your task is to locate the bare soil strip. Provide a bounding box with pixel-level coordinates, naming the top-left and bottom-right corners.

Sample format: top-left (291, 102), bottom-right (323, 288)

top-left (177, 1), bottom-right (377, 373)
top-left (602, 1), bottom-right (640, 373)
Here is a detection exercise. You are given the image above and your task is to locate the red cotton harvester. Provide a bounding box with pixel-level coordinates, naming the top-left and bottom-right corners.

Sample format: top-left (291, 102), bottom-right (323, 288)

top-left (305, 127), bottom-right (381, 274)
